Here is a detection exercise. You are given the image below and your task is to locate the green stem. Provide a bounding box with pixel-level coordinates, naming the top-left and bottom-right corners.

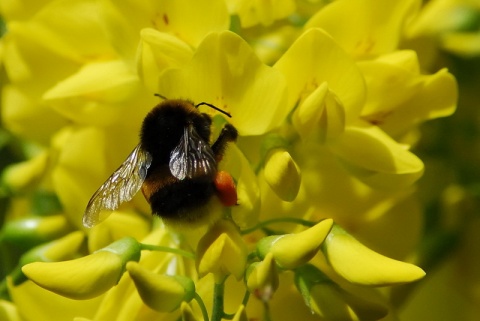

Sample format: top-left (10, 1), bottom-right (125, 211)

top-left (139, 243), bottom-right (195, 260)
top-left (241, 289), bottom-right (250, 307)
top-left (241, 217), bottom-right (316, 235)
top-left (194, 292), bottom-right (210, 321)
top-left (263, 301), bottom-right (272, 321)
top-left (211, 278), bottom-right (226, 321)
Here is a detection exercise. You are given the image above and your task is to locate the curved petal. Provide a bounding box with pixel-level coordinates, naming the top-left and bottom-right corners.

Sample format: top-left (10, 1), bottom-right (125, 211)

top-left (100, 0), bottom-right (228, 60)
top-left (7, 278), bottom-right (103, 321)
top-left (306, 0), bottom-right (421, 58)
top-left (137, 28), bottom-right (193, 92)
top-left (43, 60), bottom-right (141, 126)
top-left (330, 125), bottom-right (424, 190)
top-left (158, 31), bottom-right (289, 135)
top-left (274, 28), bottom-right (366, 123)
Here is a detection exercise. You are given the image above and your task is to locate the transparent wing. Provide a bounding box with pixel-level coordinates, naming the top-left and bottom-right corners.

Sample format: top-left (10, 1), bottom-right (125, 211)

top-left (83, 144), bottom-right (152, 228)
top-left (169, 124), bottom-right (216, 180)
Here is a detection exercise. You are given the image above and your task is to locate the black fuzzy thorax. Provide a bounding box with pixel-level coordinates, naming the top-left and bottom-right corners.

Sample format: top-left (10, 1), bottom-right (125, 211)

top-left (140, 100), bottom-right (212, 167)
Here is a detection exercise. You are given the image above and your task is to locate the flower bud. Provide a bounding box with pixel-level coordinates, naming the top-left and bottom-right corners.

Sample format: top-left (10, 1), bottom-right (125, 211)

top-left (295, 265), bottom-right (388, 321)
top-left (1, 151), bottom-right (48, 194)
top-left (292, 83), bottom-right (345, 142)
top-left (196, 220), bottom-right (248, 282)
top-left (1, 215), bottom-right (72, 251)
top-left (257, 219), bottom-right (333, 269)
top-left (21, 237), bottom-right (141, 299)
top-left (322, 224), bottom-right (426, 285)
top-left (127, 262), bottom-right (195, 312)
top-left (11, 231), bottom-right (85, 286)
top-left (263, 149), bottom-right (301, 202)
top-left (245, 253), bottom-right (279, 301)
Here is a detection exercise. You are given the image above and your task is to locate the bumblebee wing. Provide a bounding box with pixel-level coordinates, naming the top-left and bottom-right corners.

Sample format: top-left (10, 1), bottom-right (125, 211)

top-left (83, 144), bottom-right (152, 228)
top-left (169, 124), bottom-right (216, 180)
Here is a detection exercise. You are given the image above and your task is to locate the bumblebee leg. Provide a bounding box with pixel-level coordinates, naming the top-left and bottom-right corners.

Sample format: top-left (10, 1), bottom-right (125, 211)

top-left (212, 123), bottom-right (238, 159)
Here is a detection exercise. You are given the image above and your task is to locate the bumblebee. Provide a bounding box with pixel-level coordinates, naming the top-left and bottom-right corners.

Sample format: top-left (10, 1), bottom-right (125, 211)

top-left (83, 99), bottom-right (238, 228)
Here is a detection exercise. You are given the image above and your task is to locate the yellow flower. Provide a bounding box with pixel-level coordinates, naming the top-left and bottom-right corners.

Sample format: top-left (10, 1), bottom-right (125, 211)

top-left (227, 0), bottom-right (296, 27)
top-left (407, 0), bottom-right (480, 56)
top-left (196, 219), bottom-right (248, 282)
top-left (257, 219), bottom-right (333, 269)
top-left (157, 30), bottom-right (289, 136)
top-left (0, 300), bottom-right (21, 321)
top-left (305, 0), bottom-right (421, 58)
top-left (0, 0), bottom-right (466, 319)
top-left (126, 261), bottom-right (195, 312)
top-left (321, 224), bottom-right (426, 286)
top-left (263, 148), bottom-right (301, 202)
top-left (246, 252), bottom-right (279, 301)
top-left (295, 264), bottom-right (388, 321)
top-left (21, 237), bottom-right (141, 299)
top-left (1, 150), bottom-right (49, 194)
top-left (9, 231), bottom-right (84, 285)
top-left (1, 215), bottom-right (73, 251)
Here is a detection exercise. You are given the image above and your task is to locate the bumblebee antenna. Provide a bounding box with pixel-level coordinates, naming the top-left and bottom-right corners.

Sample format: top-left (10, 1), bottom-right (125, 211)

top-left (196, 102), bottom-right (232, 118)
top-left (154, 93), bottom-right (167, 100)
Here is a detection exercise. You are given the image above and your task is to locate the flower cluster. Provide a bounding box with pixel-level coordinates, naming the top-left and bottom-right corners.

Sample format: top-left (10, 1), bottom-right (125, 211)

top-left (0, 0), bottom-right (459, 321)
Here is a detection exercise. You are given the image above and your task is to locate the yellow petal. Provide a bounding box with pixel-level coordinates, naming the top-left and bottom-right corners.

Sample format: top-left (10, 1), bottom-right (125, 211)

top-left (196, 219), bottom-right (248, 281)
top-left (263, 149), bottom-right (301, 202)
top-left (22, 250), bottom-right (126, 299)
top-left (2, 151), bottom-right (49, 194)
top-left (309, 283), bottom-right (388, 321)
top-left (322, 224), bottom-right (426, 286)
top-left (1, 85), bottom-right (68, 144)
top-left (43, 60), bottom-right (141, 126)
top-left (87, 210), bottom-right (150, 253)
top-left (100, 0), bottom-right (228, 61)
top-left (232, 0), bottom-right (296, 27)
top-left (13, 0), bottom-right (114, 61)
top-left (92, 229), bottom-right (175, 320)
top-left (137, 28), bottom-right (193, 92)
top-left (217, 138), bottom-right (260, 229)
top-left (331, 125), bottom-right (424, 189)
top-left (292, 83), bottom-right (346, 142)
top-left (0, 299), bottom-right (21, 321)
top-left (275, 28), bottom-right (366, 122)
top-left (158, 31), bottom-right (289, 135)
top-left (246, 253), bottom-right (279, 301)
top-left (1, 215), bottom-right (72, 251)
top-left (358, 51), bottom-right (457, 137)
top-left (306, 0), bottom-right (420, 58)
top-left (441, 31), bottom-right (480, 57)
top-left (258, 219), bottom-right (333, 270)
top-left (127, 262), bottom-right (194, 312)
top-left (7, 277), bottom-right (102, 321)
top-left (33, 231), bottom-right (85, 262)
